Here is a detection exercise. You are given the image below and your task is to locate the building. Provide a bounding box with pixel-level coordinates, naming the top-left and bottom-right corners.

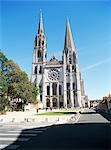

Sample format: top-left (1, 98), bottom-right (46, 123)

top-left (89, 99), bottom-right (102, 108)
top-left (31, 12), bottom-right (85, 109)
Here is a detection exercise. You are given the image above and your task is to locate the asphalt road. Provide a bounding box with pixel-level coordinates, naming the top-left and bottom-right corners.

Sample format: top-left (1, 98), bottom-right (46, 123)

top-left (2, 109), bottom-right (111, 150)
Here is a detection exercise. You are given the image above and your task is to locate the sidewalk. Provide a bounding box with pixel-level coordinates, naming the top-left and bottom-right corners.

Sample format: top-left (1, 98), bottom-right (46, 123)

top-left (0, 108), bottom-right (83, 125)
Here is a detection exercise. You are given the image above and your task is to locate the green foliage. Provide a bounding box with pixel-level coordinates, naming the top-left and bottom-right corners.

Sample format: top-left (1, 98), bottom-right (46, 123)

top-left (0, 51), bottom-right (8, 72)
top-left (0, 75), bottom-right (8, 96)
top-left (0, 51), bottom-right (38, 112)
top-left (0, 96), bottom-right (8, 113)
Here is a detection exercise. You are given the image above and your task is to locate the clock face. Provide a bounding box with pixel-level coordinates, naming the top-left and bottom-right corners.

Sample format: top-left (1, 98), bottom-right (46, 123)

top-left (48, 69), bottom-right (60, 81)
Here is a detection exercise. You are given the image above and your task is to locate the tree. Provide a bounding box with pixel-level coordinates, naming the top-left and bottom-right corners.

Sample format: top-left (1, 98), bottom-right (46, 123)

top-left (0, 51), bottom-right (38, 112)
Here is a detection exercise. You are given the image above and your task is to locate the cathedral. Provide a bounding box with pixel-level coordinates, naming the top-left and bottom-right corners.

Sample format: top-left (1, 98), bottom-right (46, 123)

top-left (31, 12), bottom-right (85, 109)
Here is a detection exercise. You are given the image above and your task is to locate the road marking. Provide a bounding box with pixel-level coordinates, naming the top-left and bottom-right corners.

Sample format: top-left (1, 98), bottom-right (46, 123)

top-left (75, 114), bottom-right (81, 123)
top-left (0, 144), bottom-right (19, 149)
top-left (8, 130), bottom-right (43, 133)
top-left (0, 137), bottom-right (30, 141)
top-left (0, 133), bottom-right (37, 136)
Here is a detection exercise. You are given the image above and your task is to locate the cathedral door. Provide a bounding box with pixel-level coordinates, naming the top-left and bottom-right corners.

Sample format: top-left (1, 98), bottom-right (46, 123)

top-left (52, 98), bottom-right (57, 108)
top-left (46, 99), bottom-right (50, 108)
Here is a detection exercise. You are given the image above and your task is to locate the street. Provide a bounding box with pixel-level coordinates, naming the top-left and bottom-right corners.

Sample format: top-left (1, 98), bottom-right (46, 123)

top-left (1, 109), bottom-right (111, 150)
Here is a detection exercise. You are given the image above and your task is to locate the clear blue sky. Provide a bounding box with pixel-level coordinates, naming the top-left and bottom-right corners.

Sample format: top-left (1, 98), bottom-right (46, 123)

top-left (0, 0), bottom-right (111, 100)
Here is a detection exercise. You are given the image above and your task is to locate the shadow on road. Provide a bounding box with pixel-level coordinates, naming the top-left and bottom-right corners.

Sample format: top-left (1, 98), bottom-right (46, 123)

top-left (4, 122), bottom-right (111, 150)
top-left (95, 109), bottom-right (111, 122)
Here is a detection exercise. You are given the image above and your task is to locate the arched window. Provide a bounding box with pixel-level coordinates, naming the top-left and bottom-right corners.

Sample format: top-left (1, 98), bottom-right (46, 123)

top-left (38, 40), bottom-right (41, 46)
top-left (69, 57), bottom-right (71, 64)
top-left (59, 85), bottom-right (62, 95)
top-left (38, 50), bottom-right (41, 58)
top-left (72, 65), bottom-right (74, 71)
top-left (42, 41), bottom-right (44, 46)
top-left (34, 66), bottom-right (37, 74)
top-left (67, 83), bottom-right (70, 90)
top-left (39, 66), bottom-right (42, 74)
top-left (73, 52), bottom-right (76, 64)
top-left (73, 83), bottom-right (75, 90)
top-left (52, 83), bottom-right (57, 95)
top-left (66, 65), bottom-right (68, 70)
top-left (39, 85), bottom-right (42, 93)
top-left (47, 85), bottom-right (50, 96)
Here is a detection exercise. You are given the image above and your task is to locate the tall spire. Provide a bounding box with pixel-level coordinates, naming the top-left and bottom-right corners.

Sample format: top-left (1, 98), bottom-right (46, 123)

top-left (38, 11), bottom-right (44, 35)
top-left (64, 18), bottom-right (75, 51)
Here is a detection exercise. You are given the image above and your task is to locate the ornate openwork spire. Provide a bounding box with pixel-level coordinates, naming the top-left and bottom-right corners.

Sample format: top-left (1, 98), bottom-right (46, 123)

top-left (38, 11), bottom-right (44, 35)
top-left (64, 18), bottom-right (75, 51)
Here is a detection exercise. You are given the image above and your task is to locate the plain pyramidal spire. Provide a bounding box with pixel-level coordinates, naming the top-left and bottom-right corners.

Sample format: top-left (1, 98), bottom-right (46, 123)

top-left (64, 18), bottom-right (75, 51)
top-left (38, 11), bottom-right (44, 35)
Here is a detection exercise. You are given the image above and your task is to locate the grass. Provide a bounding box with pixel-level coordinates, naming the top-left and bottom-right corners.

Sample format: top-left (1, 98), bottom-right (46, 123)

top-left (37, 111), bottom-right (77, 116)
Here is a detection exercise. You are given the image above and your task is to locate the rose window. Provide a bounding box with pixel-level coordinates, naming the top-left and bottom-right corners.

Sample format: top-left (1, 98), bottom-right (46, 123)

top-left (48, 69), bottom-right (60, 81)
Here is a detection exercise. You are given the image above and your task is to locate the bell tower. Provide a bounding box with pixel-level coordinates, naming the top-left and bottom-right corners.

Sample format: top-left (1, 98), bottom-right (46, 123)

top-left (63, 18), bottom-right (82, 108)
top-left (31, 12), bottom-right (46, 103)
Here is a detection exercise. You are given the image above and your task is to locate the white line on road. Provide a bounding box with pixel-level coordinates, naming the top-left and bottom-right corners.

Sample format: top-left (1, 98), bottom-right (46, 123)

top-left (0, 137), bottom-right (30, 141)
top-left (8, 130), bottom-right (43, 133)
top-left (0, 133), bottom-right (37, 136)
top-left (0, 144), bottom-right (19, 149)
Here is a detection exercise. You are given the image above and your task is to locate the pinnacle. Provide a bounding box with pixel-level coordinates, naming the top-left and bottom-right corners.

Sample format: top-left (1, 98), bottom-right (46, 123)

top-left (64, 18), bottom-right (75, 51)
top-left (38, 11), bottom-right (44, 35)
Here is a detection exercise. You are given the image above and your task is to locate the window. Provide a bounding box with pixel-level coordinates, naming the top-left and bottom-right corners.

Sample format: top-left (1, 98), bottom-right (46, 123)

top-left (59, 85), bottom-right (62, 95)
top-left (38, 50), bottom-right (41, 58)
top-left (39, 85), bottom-right (42, 93)
top-left (68, 67), bottom-right (70, 72)
top-left (74, 68), bottom-right (76, 73)
top-left (67, 91), bottom-right (70, 101)
top-left (39, 66), bottom-right (42, 74)
top-left (67, 83), bottom-right (70, 90)
top-left (73, 83), bottom-right (75, 89)
top-left (42, 41), bottom-right (44, 46)
top-left (47, 85), bottom-right (50, 96)
top-left (38, 40), bottom-right (41, 46)
top-left (52, 83), bottom-right (57, 95)
top-left (34, 66), bottom-right (37, 74)
top-left (40, 95), bottom-right (42, 102)
top-left (73, 52), bottom-right (76, 64)
top-left (69, 57), bottom-right (71, 64)
top-left (72, 65), bottom-right (74, 70)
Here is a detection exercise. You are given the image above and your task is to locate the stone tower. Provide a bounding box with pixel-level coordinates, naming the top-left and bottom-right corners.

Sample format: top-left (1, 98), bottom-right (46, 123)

top-left (62, 18), bottom-right (82, 108)
top-left (31, 12), bottom-right (46, 104)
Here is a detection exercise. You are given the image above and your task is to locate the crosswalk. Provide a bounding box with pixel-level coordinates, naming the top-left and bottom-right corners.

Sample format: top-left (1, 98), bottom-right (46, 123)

top-left (0, 126), bottom-right (49, 149)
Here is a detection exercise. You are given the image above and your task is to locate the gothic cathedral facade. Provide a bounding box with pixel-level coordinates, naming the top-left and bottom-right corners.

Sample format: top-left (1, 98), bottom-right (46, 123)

top-left (31, 13), bottom-right (85, 109)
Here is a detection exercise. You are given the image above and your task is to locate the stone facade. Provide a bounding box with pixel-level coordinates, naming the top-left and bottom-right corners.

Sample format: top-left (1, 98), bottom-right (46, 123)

top-left (31, 12), bottom-right (85, 109)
